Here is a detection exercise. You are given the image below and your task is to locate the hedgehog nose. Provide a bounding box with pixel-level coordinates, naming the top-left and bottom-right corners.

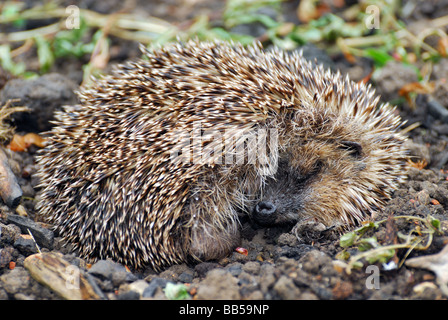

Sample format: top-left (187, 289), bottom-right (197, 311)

top-left (253, 201), bottom-right (277, 226)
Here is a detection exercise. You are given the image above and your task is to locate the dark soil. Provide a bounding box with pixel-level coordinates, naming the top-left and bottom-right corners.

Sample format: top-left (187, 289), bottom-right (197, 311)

top-left (0, 0), bottom-right (448, 301)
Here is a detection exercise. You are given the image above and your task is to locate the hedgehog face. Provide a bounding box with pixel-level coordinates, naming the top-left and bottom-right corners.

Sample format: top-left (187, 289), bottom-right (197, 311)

top-left (253, 115), bottom-right (405, 228)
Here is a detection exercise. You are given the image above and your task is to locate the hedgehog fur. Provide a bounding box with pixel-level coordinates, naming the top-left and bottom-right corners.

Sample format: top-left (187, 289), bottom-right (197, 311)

top-left (36, 40), bottom-right (407, 271)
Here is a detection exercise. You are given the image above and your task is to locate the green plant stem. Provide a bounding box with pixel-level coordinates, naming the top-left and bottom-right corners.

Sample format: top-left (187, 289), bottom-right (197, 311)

top-left (0, 7), bottom-right (176, 44)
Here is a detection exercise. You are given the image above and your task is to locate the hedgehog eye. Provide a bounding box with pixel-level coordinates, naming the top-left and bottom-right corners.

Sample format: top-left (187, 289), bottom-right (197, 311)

top-left (340, 141), bottom-right (363, 158)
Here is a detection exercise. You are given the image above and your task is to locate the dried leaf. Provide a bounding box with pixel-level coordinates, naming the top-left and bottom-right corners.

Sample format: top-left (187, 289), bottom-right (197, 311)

top-left (385, 214), bottom-right (399, 264)
top-left (297, 0), bottom-right (320, 23)
top-left (398, 81), bottom-right (436, 97)
top-left (7, 133), bottom-right (46, 151)
top-left (407, 159), bottom-right (428, 170)
top-left (438, 37), bottom-right (448, 57)
top-left (406, 244), bottom-right (448, 296)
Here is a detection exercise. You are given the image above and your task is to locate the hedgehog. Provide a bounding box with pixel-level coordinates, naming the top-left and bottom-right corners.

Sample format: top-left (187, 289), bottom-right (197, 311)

top-left (36, 40), bottom-right (407, 271)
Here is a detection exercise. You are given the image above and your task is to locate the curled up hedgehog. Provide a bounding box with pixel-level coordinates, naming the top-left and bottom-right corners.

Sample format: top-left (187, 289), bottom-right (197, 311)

top-left (36, 40), bottom-right (407, 271)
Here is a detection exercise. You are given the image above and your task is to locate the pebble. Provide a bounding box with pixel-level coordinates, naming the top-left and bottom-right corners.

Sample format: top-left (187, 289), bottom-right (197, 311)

top-left (88, 259), bottom-right (127, 280)
top-left (177, 271), bottom-right (194, 283)
top-left (0, 267), bottom-right (31, 295)
top-left (242, 261), bottom-right (261, 275)
top-left (273, 275), bottom-right (301, 299)
top-left (0, 222), bottom-right (21, 244)
top-left (193, 262), bottom-right (221, 278)
top-left (117, 290), bottom-right (140, 300)
top-left (0, 73), bottom-right (78, 132)
top-left (332, 281), bottom-right (354, 300)
top-left (7, 214), bottom-right (54, 249)
top-left (299, 250), bottom-right (333, 274)
top-left (196, 268), bottom-right (241, 300)
top-left (416, 190), bottom-right (431, 205)
top-left (142, 277), bottom-right (171, 298)
top-left (117, 279), bottom-right (149, 299)
top-left (226, 262), bottom-right (243, 277)
top-left (0, 246), bottom-right (14, 268)
top-left (24, 252), bottom-right (100, 300)
top-left (274, 244), bottom-right (315, 260)
top-left (14, 236), bottom-right (38, 255)
top-left (411, 282), bottom-right (442, 299)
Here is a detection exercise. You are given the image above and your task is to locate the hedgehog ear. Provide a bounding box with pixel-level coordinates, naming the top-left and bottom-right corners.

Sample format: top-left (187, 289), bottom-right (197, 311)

top-left (340, 141), bottom-right (363, 158)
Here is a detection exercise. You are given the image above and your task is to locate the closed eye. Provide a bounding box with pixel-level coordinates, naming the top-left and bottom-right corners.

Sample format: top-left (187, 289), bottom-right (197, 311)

top-left (340, 141), bottom-right (363, 158)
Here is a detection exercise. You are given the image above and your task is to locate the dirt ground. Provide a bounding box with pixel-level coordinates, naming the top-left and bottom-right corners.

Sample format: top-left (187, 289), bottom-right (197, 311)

top-left (0, 0), bottom-right (448, 301)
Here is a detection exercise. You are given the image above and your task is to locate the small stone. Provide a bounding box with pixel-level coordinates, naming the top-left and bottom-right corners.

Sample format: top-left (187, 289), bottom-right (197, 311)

top-left (7, 214), bottom-right (54, 249)
top-left (0, 222), bottom-right (21, 244)
top-left (24, 252), bottom-right (100, 300)
top-left (298, 291), bottom-right (319, 300)
top-left (0, 267), bottom-right (30, 295)
top-left (121, 279), bottom-right (149, 298)
top-left (332, 280), bottom-right (353, 300)
top-left (273, 275), bottom-right (301, 299)
top-left (111, 269), bottom-right (137, 287)
top-left (14, 236), bottom-right (38, 255)
top-left (412, 282), bottom-right (442, 300)
top-left (88, 259), bottom-right (127, 280)
top-left (259, 264), bottom-right (276, 293)
top-left (245, 290), bottom-right (264, 300)
top-left (196, 269), bottom-right (241, 300)
top-left (416, 190), bottom-right (431, 205)
top-left (242, 261), bottom-right (261, 275)
top-left (0, 73), bottom-right (78, 132)
top-left (142, 277), bottom-right (170, 298)
top-left (159, 263), bottom-right (192, 281)
top-left (226, 263), bottom-right (243, 277)
top-left (117, 290), bottom-right (140, 300)
top-left (0, 247), bottom-right (14, 268)
top-left (194, 262), bottom-right (221, 278)
top-left (178, 271), bottom-right (194, 283)
top-left (277, 233), bottom-right (299, 246)
top-left (299, 250), bottom-right (332, 274)
top-left (0, 288), bottom-right (8, 300)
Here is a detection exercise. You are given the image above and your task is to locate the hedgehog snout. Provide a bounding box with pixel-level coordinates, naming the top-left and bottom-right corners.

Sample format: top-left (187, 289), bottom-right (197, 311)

top-left (253, 201), bottom-right (278, 226)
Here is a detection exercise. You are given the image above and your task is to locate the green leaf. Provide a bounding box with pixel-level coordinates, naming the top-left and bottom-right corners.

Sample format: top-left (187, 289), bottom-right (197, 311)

top-left (35, 35), bottom-right (54, 73)
top-left (339, 231), bottom-right (357, 248)
top-left (364, 48), bottom-right (393, 67)
top-left (53, 18), bottom-right (93, 58)
top-left (0, 44), bottom-right (26, 75)
top-left (350, 261), bottom-right (364, 269)
top-left (164, 283), bottom-right (190, 300)
top-left (1, 3), bottom-right (26, 28)
top-left (354, 221), bottom-right (378, 236)
top-left (365, 248), bottom-right (395, 264)
top-left (335, 250), bottom-right (350, 261)
top-left (430, 217), bottom-right (441, 231)
top-left (358, 237), bottom-right (379, 251)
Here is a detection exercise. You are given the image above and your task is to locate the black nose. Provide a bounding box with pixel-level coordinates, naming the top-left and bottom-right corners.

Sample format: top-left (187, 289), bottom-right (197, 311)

top-left (253, 201), bottom-right (277, 226)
